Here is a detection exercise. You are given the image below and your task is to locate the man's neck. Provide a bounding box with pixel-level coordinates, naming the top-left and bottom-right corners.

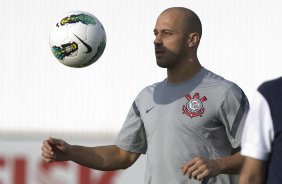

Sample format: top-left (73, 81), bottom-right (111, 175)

top-left (166, 59), bottom-right (202, 83)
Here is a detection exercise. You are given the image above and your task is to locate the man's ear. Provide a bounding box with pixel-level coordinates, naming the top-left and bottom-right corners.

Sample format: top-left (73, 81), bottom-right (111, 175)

top-left (188, 32), bottom-right (200, 47)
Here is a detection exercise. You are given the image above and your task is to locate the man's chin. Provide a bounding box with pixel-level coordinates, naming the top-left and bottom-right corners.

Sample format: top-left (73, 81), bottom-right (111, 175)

top-left (157, 58), bottom-right (174, 68)
top-left (156, 61), bottom-right (168, 68)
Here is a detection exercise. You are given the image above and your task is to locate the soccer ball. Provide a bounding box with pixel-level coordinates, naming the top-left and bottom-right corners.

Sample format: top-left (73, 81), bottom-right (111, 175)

top-left (49, 11), bottom-right (106, 68)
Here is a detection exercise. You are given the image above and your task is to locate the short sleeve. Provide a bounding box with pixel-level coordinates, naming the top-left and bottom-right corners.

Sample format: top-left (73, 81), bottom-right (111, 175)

top-left (114, 98), bottom-right (147, 154)
top-left (218, 84), bottom-right (250, 148)
top-left (240, 91), bottom-right (274, 160)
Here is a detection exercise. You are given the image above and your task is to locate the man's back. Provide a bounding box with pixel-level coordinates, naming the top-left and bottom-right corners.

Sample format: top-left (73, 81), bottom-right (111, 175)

top-left (257, 77), bottom-right (282, 183)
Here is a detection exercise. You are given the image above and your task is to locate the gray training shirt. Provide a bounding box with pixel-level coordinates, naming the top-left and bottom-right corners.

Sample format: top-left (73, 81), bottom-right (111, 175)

top-left (115, 68), bottom-right (249, 184)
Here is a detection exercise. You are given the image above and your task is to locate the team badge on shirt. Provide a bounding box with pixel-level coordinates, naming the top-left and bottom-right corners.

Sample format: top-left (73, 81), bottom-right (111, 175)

top-left (182, 93), bottom-right (207, 118)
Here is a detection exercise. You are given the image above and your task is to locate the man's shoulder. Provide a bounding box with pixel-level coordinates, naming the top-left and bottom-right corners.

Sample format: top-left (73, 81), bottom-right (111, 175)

top-left (141, 80), bottom-right (163, 91)
top-left (203, 68), bottom-right (239, 90)
top-left (136, 80), bottom-right (164, 99)
top-left (258, 76), bottom-right (282, 100)
top-left (259, 76), bottom-right (282, 91)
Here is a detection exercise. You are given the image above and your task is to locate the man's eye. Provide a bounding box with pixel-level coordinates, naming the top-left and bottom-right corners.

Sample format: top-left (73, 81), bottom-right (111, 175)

top-left (164, 32), bottom-right (172, 36)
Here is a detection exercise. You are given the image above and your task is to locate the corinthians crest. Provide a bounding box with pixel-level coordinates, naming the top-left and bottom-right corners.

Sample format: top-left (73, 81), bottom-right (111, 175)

top-left (182, 93), bottom-right (207, 118)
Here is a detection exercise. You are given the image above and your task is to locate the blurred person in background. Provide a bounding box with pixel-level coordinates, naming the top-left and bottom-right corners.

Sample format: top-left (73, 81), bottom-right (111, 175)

top-left (239, 77), bottom-right (282, 184)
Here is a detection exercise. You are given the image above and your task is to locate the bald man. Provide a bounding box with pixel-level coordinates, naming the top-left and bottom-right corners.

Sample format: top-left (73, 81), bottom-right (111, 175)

top-left (41, 7), bottom-right (249, 184)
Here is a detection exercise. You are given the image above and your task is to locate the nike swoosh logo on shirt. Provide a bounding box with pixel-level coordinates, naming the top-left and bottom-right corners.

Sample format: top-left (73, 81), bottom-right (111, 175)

top-left (73, 34), bottom-right (92, 53)
top-left (146, 106), bottom-right (155, 113)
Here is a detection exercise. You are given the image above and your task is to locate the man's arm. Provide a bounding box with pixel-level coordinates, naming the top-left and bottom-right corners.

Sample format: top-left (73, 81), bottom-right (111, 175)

top-left (181, 152), bottom-right (244, 180)
top-left (41, 137), bottom-right (140, 171)
top-left (239, 157), bottom-right (267, 184)
top-left (213, 151), bottom-right (244, 174)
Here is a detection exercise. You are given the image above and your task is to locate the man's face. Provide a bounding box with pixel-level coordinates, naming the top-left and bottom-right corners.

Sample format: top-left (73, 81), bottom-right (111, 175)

top-left (153, 11), bottom-right (188, 68)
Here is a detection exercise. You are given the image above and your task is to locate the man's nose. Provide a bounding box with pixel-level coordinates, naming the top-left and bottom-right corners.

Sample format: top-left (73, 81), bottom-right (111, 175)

top-left (154, 35), bottom-right (162, 45)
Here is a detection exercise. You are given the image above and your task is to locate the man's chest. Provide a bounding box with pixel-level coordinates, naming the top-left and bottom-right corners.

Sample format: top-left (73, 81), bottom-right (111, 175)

top-left (140, 90), bottom-right (223, 135)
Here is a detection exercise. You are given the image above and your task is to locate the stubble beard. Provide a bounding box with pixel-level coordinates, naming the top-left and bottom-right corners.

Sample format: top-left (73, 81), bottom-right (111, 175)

top-left (155, 54), bottom-right (183, 69)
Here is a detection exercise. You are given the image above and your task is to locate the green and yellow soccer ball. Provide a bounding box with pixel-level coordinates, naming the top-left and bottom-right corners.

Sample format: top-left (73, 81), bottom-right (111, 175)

top-left (49, 11), bottom-right (106, 68)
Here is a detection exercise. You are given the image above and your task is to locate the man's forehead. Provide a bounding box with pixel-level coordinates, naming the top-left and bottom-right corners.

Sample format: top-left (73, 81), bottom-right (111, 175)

top-left (159, 10), bottom-right (187, 24)
top-left (155, 12), bottom-right (185, 31)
